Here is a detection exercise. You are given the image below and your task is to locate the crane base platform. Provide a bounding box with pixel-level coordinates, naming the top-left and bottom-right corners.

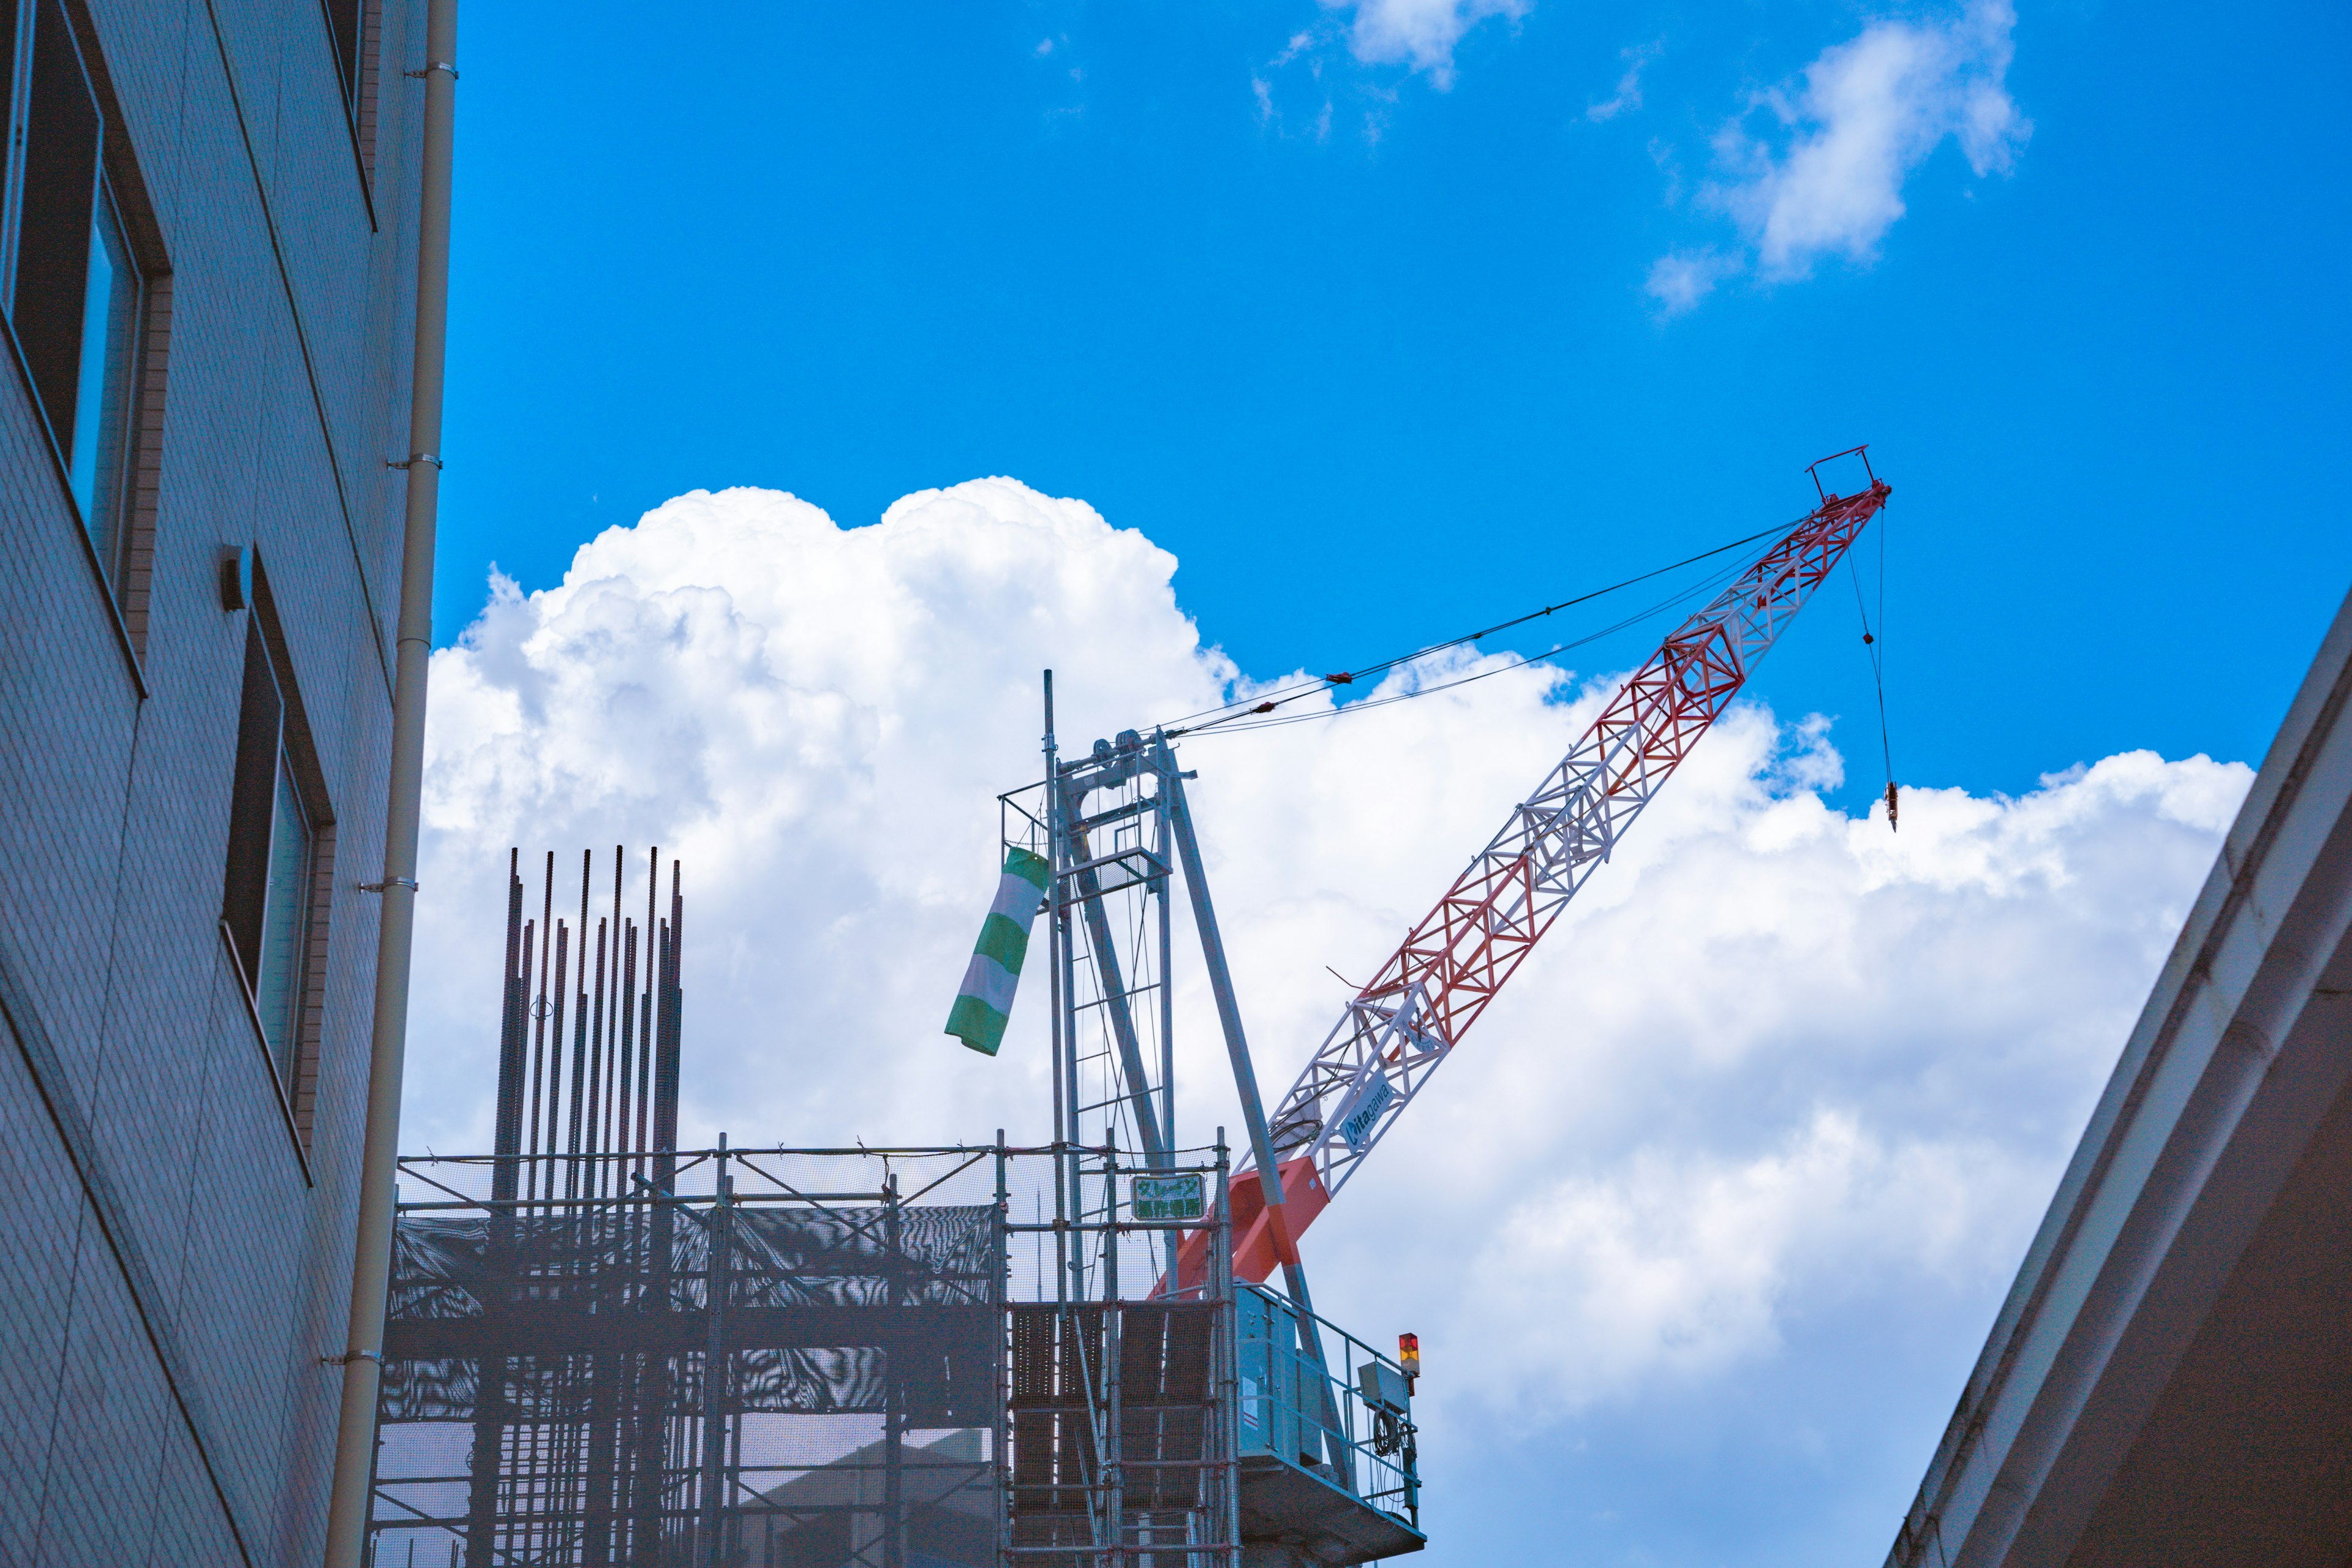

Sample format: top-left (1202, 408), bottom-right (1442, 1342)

top-left (1239, 1453), bottom-right (1426, 1564)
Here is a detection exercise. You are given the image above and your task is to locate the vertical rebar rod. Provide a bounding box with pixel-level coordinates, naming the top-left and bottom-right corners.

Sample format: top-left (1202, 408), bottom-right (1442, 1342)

top-left (655, 862), bottom-right (683, 1161)
top-left (606, 845), bottom-right (625, 1188)
top-left (545, 922), bottom-right (570, 1203)
top-left (511, 917), bottom-right (533, 1149)
top-left (492, 852), bottom-right (525, 1191)
top-left (639, 848), bottom-right (658, 1182)
top-left (616, 920), bottom-right (638, 1188)
top-left (525, 996), bottom-right (543, 1201)
top-left (527, 853), bottom-right (554, 1205)
top-left (637, 983), bottom-right (675, 1551)
top-left (584, 918), bottom-right (608, 1178)
top-left (636, 964), bottom-right (654, 1172)
top-left (473, 854), bottom-right (523, 1565)
top-left (568, 851), bottom-right (592, 1196)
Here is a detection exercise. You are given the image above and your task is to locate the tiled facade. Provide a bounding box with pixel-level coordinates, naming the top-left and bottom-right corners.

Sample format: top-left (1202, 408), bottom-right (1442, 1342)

top-left (0, 2), bottom-right (425, 1564)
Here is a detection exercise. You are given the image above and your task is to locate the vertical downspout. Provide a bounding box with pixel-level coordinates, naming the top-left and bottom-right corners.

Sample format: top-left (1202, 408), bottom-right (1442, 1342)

top-left (322, 0), bottom-right (458, 1562)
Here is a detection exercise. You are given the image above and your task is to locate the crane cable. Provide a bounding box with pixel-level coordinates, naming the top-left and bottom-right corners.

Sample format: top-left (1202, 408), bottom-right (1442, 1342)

top-left (1182, 555), bottom-right (1753, 737)
top-left (1159, 519), bottom-right (1798, 738)
top-left (1848, 502), bottom-right (1896, 830)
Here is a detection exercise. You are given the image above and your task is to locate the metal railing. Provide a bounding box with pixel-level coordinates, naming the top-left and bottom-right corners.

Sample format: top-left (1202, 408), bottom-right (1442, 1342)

top-left (1233, 1284), bottom-right (1419, 1531)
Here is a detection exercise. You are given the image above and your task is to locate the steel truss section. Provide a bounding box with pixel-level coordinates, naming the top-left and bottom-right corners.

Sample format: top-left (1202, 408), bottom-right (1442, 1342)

top-left (1255, 465), bottom-right (1894, 1216)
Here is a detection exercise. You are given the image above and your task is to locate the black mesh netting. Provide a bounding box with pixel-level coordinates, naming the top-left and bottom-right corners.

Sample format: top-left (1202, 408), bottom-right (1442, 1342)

top-left (380, 1204), bottom-right (999, 1424)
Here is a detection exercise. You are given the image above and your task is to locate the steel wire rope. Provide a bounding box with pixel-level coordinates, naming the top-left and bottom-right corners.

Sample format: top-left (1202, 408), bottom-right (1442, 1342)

top-left (1183, 554), bottom-right (1753, 737)
top-left (1847, 498), bottom-right (1896, 825)
top-left (1153, 520), bottom-right (1798, 736)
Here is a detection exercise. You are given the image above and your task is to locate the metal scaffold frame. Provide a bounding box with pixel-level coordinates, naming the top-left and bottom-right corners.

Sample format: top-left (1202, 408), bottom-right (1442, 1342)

top-left (369, 824), bottom-right (1425, 1568)
top-left (366, 1137), bottom-right (1259, 1568)
top-left (991, 695), bottom-right (1425, 1566)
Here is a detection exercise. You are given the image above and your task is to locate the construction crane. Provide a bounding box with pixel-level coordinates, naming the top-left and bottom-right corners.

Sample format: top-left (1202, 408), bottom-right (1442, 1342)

top-left (1177, 448), bottom-right (1893, 1288)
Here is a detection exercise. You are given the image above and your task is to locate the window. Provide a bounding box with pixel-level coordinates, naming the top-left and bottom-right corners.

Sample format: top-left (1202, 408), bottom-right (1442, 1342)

top-left (222, 589), bottom-right (333, 1125)
top-left (67, 173), bottom-right (137, 552)
top-left (319, 0), bottom-right (385, 182)
top-left (321, 0), bottom-right (364, 118)
top-left (1, 0), bottom-right (148, 599)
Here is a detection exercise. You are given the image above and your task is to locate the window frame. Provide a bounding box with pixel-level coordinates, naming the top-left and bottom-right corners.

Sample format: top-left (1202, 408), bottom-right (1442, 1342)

top-left (66, 167), bottom-right (141, 578)
top-left (318, 0), bottom-right (385, 198)
top-left (219, 563), bottom-right (337, 1168)
top-left (0, 0), bottom-right (170, 674)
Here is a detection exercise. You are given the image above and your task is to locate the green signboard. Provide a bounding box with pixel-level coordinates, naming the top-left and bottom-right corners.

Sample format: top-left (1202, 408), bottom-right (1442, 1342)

top-left (1131, 1172), bottom-right (1206, 1222)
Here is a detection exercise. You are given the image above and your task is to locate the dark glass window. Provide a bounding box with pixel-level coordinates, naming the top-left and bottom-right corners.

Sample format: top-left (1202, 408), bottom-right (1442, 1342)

top-left (322, 0), bottom-right (363, 115)
top-left (2, 0), bottom-right (145, 594)
top-left (68, 181), bottom-right (138, 568)
top-left (224, 617), bottom-right (317, 1088)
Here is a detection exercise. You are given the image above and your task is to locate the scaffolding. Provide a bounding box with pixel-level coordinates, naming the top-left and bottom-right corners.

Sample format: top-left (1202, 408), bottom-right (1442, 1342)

top-left (365, 839), bottom-right (1420, 1568)
top-left (366, 1140), bottom-right (1242, 1567)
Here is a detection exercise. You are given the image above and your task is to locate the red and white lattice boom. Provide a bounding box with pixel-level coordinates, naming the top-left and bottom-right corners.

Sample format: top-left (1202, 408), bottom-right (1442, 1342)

top-left (1213, 459), bottom-right (1891, 1283)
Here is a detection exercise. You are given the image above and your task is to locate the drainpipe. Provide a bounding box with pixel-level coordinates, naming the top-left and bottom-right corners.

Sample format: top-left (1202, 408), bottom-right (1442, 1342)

top-left (322, 1), bottom-right (457, 1563)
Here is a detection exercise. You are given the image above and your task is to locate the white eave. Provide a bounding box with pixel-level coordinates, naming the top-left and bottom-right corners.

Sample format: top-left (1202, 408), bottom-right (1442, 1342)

top-left (1887, 586), bottom-right (2352, 1568)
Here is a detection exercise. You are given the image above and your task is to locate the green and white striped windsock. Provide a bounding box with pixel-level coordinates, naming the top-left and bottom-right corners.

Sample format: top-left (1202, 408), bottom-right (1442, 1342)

top-left (945, 846), bottom-right (1052, 1056)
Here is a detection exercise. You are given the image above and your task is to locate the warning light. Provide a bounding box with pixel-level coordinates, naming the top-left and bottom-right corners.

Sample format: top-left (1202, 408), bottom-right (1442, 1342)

top-left (1398, 1332), bottom-right (1420, 1392)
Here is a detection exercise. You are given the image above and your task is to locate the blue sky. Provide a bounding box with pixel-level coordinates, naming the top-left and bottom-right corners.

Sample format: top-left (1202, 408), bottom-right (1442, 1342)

top-left (441, 0), bottom-right (2348, 812)
top-left (418, 2), bottom-right (2349, 1563)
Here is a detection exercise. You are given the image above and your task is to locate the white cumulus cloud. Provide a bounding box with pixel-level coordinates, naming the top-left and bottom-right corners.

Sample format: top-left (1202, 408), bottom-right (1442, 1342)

top-left (410, 478), bottom-right (2244, 1539)
top-left (1648, 0), bottom-right (2030, 310)
top-left (1276, 0), bottom-right (1528, 92)
top-left (1336, 0), bottom-right (1529, 85)
top-left (1646, 247), bottom-right (1735, 315)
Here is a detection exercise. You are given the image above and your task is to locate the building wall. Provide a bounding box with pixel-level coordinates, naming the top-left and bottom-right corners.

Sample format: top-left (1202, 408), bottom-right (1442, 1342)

top-left (1884, 588), bottom-right (2352, 1566)
top-left (0, 2), bottom-right (425, 1564)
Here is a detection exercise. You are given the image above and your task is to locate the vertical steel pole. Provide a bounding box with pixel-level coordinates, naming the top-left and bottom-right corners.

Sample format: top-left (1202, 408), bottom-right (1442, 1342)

top-left (1214, 1132), bottom-right (1240, 1567)
top-left (1156, 776), bottom-right (1174, 1155)
top-left (1101, 1139), bottom-right (1123, 1568)
top-left (993, 1132), bottom-right (1012, 1564)
top-left (884, 1172), bottom-right (906, 1568)
top-left (323, 0), bottom-right (457, 1560)
top-left (1155, 742), bottom-right (1287, 1254)
top-left (1156, 776), bottom-right (1177, 1285)
top-left (1158, 738), bottom-right (1349, 1475)
top-left (697, 1142), bottom-right (733, 1568)
top-left (1057, 790), bottom-right (1085, 1307)
top-left (1043, 676), bottom-right (1070, 1314)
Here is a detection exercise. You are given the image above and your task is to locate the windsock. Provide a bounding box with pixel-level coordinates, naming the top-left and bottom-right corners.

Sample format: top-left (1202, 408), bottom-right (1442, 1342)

top-left (945, 846), bottom-right (1052, 1056)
